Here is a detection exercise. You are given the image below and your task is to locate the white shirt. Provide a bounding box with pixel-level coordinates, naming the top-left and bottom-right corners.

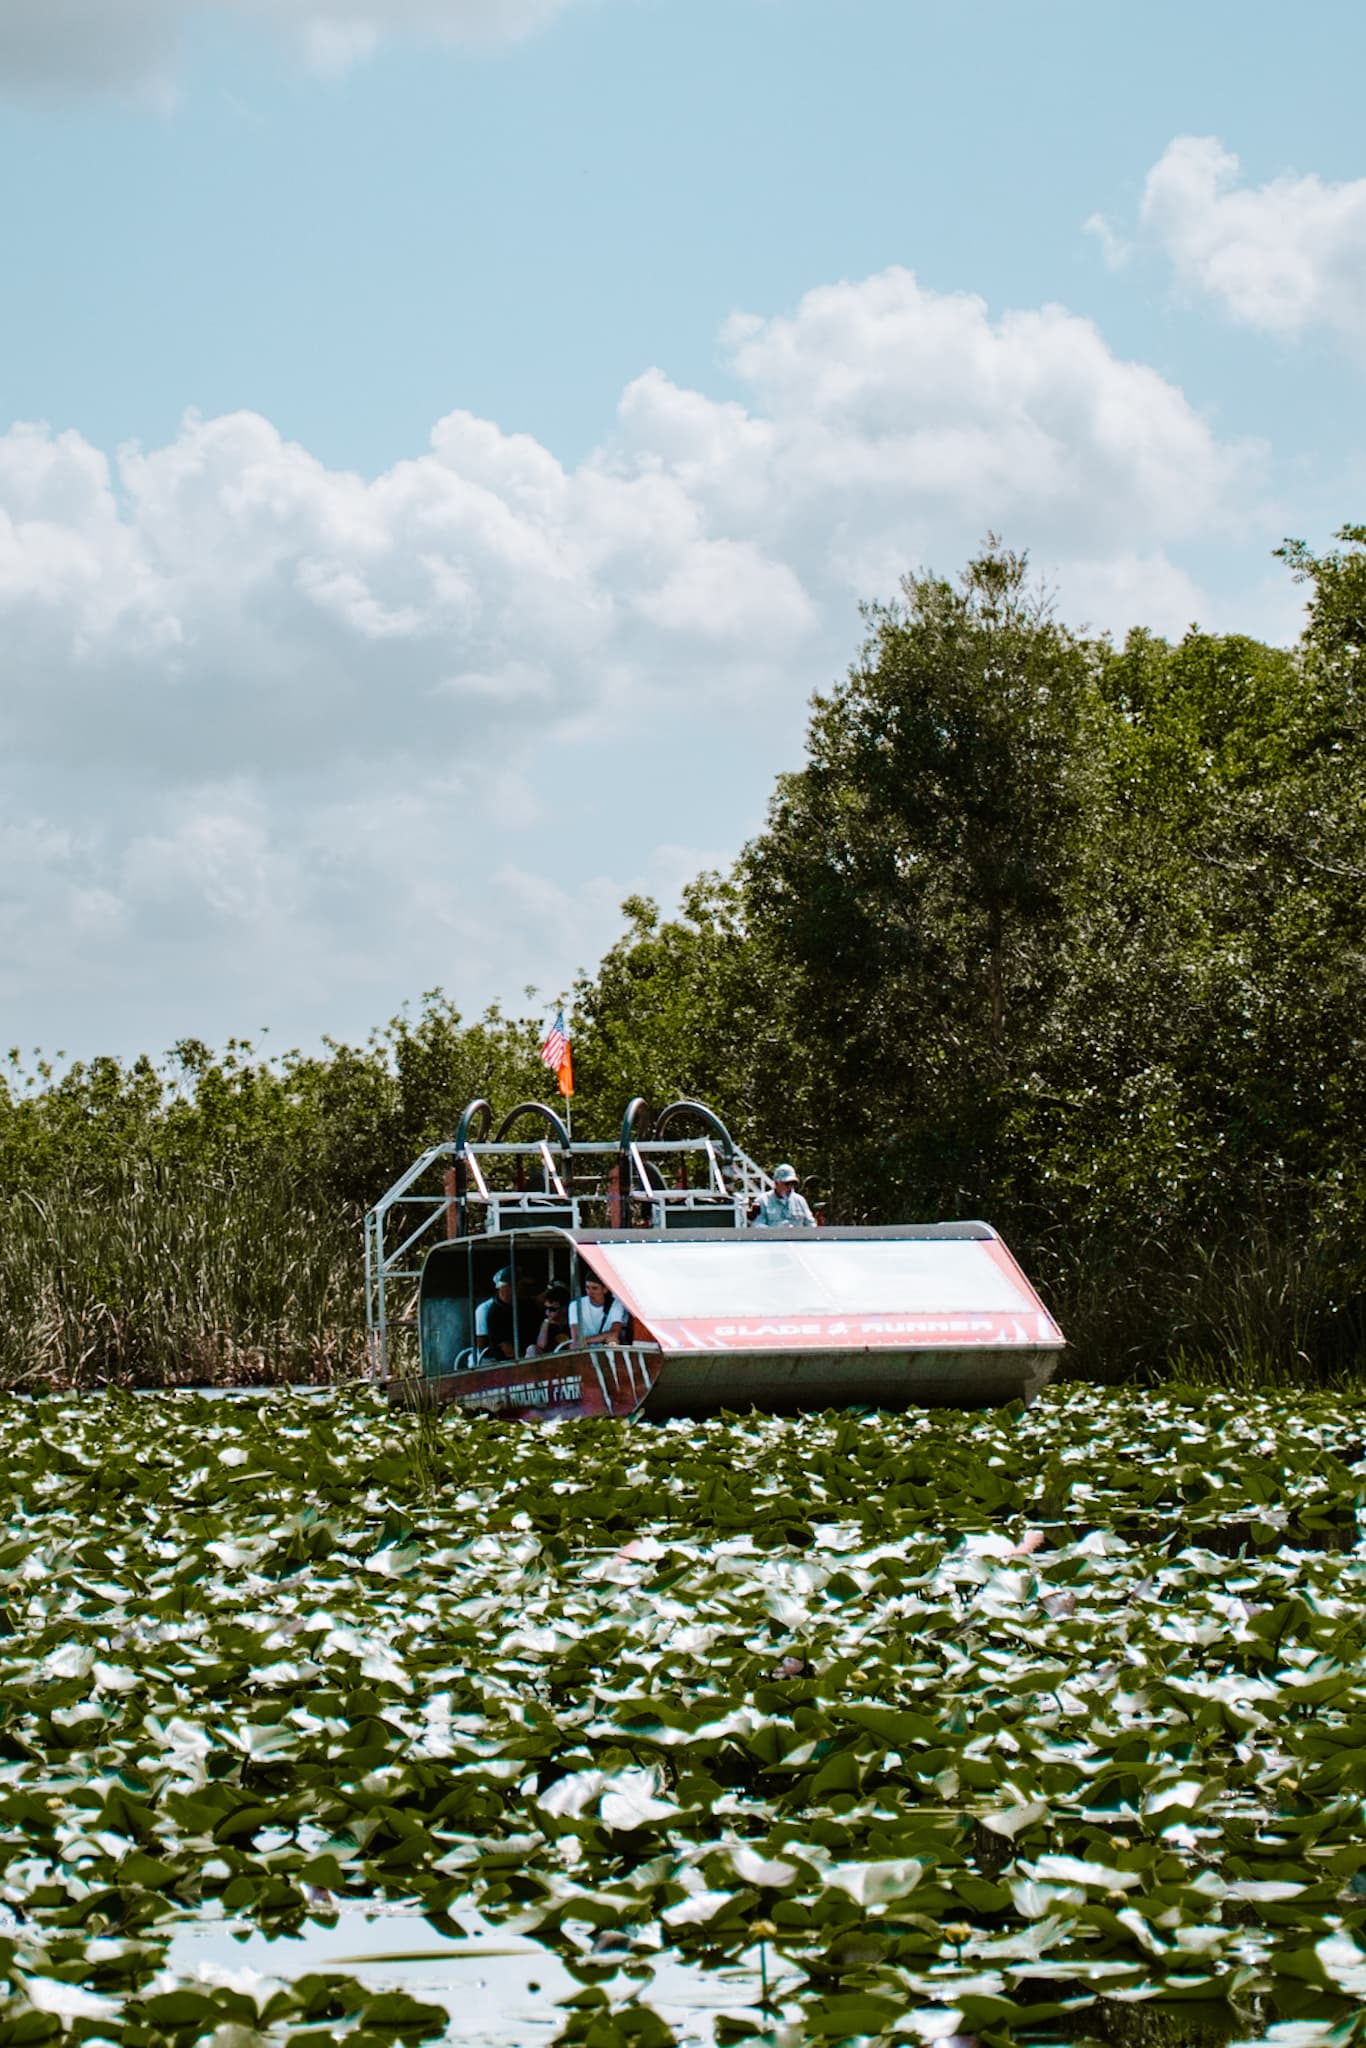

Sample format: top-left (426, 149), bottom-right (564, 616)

top-left (752, 1188), bottom-right (816, 1228)
top-left (569, 1293), bottom-right (625, 1343)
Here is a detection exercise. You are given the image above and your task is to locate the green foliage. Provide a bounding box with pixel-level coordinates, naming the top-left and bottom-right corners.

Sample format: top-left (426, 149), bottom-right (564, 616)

top-left (0, 1388), bottom-right (1365, 2040)
top-left (574, 531), bottom-right (1366, 1379)
top-left (0, 998), bottom-right (549, 1387)
top-left (570, 882), bottom-right (792, 1155)
top-left (738, 540), bottom-right (1103, 1220)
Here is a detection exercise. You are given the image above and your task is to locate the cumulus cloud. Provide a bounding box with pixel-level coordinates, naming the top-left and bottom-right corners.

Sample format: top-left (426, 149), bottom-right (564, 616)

top-left (1138, 135), bottom-right (1366, 347)
top-left (0, 265), bottom-right (1265, 1054)
top-left (0, 0), bottom-right (576, 97)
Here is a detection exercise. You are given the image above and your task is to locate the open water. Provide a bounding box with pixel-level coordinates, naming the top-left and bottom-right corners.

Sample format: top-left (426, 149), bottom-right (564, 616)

top-left (167, 1899), bottom-right (781, 2046)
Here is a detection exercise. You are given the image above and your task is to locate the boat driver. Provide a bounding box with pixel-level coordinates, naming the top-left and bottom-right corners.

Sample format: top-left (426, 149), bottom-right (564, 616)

top-left (476, 1267), bottom-right (518, 1359)
top-left (750, 1164), bottom-right (817, 1228)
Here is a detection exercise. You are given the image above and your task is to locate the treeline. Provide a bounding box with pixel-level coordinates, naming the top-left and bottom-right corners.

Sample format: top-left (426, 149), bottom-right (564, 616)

top-left (3, 531), bottom-right (1363, 1386)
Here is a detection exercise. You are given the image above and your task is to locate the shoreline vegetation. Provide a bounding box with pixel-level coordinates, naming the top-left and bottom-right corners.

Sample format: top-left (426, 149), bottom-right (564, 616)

top-left (3, 533), bottom-right (1363, 1393)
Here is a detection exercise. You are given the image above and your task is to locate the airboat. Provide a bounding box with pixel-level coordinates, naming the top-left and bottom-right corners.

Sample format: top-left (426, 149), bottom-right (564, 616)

top-left (365, 1098), bottom-right (1064, 1420)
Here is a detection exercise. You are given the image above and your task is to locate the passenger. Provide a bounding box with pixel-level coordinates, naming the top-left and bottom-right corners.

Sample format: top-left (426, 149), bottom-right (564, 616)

top-left (569, 1273), bottom-right (625, 1348)
top-left (529, 1283), bottom-right (572, 1356)
top-left (517, 1270), bottom-right (547, 1327)
top-left (475, 1267), bottom-right (518, 1359)
top-left (750, 1163), bottom-right (817, 1228)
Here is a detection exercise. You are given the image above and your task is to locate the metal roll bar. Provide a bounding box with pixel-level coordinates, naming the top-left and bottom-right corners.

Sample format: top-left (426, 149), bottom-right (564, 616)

top-left (454, 1099), bottom-right (493, 1149)
top-left (496, 1100), bottom-right (574, 1201)
top-left (617, 1097), bottom-right (654, 1224)
top-left (494, 1101), bottom-right (572, 1151)
top-left (452, 1099), bottom-right (493, 1240)
top-left (655, 1098), bottom-right (737, 1178)
top-left (366, 1091), bottom-right (774, 1374)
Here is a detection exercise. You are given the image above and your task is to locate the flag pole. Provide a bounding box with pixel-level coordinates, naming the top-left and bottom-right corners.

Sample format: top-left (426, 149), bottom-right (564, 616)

top-left (563, 1028), bottom-right (574, 1145)
top-left (542, 1007), bottom-right (574, 1147)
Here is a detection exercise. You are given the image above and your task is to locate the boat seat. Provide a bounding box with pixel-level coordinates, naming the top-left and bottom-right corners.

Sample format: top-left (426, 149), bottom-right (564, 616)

top-left (664, 1204), bottom-right (736, 1230)
top-left (498, 1202), bottom-right (575, 1232)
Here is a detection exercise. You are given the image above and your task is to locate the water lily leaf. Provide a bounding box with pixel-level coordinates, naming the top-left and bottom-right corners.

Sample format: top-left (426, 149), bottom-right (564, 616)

top-left (808, 1750), bottom-right (861, 1800)
top-left (799, 1990), bottom-right (904, 2037)
top-left (19, 1977), bottom-right (120, 2022)
top-left (541, 1771), bottom-right (606, 1820)
top-left (137, 1987), bottom-right (224, 2026)
top-left (661, 1888), bottom-right (738, 1928)
top-left (0, 2015), bottom-right (64, 2046)
top-left (1029, 1854), bottom-right (1143, 1892)
top-left (729, 1847), bottom-right (798, 1889)
top-left (824, 1858), bottom-right (925, 1905)
top-left (955, 1992), bottom-right (1077, 2030)
top-left (980, 1799), bottom-right (1048, 1838)
top-left (359, 1989), bottom-right (450, 2035)
top-left (1143, 1778), bottom-right (1209, 1815)
top-left (1226, 1879), bottom-right (1306, 1902)
top-left (1282, 1932), bottom-right (1366, 1996)
top-left (838, 1705), bottom-right (942, 1746)
top-left (1009, 1878), bottom-right (1084, 1919)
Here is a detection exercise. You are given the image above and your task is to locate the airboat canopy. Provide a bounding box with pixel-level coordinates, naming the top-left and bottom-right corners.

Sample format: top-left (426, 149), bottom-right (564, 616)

top-left (574, 1227), bottom-right (1061, 1354)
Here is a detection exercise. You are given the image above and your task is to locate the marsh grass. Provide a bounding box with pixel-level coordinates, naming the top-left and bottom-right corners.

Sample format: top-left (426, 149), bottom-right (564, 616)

top-left (1042, 1207), bottom-right (1364, 1389)
top-left (0, 1154), bottom-right (365, 1388)
top-left (1153, 1347), bottom-right (1356, 1395)
top-left (1171, 1213), bottom-right (1338, 1376)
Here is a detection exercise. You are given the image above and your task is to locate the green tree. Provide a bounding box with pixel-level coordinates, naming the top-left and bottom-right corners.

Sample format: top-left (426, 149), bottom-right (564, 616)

top-left (1010, 603), bottom-right (1366, 1373)
top-left (740, 539), bottom-right (1102, 1220)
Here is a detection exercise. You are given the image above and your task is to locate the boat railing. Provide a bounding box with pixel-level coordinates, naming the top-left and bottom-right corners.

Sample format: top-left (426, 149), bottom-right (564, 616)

top-left (363, 1109), bottom-right (773, 1376)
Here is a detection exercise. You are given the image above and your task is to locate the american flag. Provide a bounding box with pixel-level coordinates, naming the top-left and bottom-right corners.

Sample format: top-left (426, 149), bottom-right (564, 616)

top-left (541, 1009), bottom-right (568, 1071)
top-left (541, 1009), bottom-right (573, 1096)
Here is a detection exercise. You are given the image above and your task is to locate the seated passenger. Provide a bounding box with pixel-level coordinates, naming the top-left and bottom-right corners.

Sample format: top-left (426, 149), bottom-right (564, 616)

top-left (528, 1283), bottom-right (572, 1356)
top-left (750, 1163), bottom-right (817, 1228)
top-left (475, 1267), bottom-right (518, 1359)
top-left (569, 1273), bottom-right (625, 1347)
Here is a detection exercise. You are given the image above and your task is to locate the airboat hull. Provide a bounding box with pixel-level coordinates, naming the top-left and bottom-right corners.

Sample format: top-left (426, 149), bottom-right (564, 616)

top-left (637, 1343), bottom-right (1060, 1417)
top-left (388, 1344), bottom-right (662, 1421)
top-left (389, 1336), bottom-right (1059, 1421)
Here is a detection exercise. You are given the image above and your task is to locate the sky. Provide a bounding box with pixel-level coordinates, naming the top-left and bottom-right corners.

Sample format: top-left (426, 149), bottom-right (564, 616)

top-left (4, 0), bottom-right (1366, 1064)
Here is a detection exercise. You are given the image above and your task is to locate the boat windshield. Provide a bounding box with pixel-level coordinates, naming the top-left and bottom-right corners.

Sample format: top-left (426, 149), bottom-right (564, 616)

top-left (581, 1236), bottom-right (1061, 1352)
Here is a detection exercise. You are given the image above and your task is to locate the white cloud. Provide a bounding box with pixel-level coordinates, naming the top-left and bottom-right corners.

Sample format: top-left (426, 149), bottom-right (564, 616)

top-left (0, 0), bottom-right (578, 97)
top-left (1139, 135), bottom-right (1366, 346)
top-left (1082, 212), bottom-right (1131, 272)
top-left (0, 265), bottom-right (1268, 1055)
top-left (610, 270), bottom-right (1257, 642)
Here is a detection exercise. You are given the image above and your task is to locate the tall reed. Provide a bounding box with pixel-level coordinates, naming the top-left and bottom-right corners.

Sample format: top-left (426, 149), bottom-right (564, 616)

top-left (0, 1154), bottom-right (364, 1388)
top-left (1042, 1207), bottom-right (1363, 1389)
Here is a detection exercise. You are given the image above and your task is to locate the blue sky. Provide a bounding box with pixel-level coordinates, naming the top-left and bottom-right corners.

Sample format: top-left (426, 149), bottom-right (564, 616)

top-left (3, 0), bottom-right (1365, 1060)
top-left (6, 1), bottom-right (1363, 476)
